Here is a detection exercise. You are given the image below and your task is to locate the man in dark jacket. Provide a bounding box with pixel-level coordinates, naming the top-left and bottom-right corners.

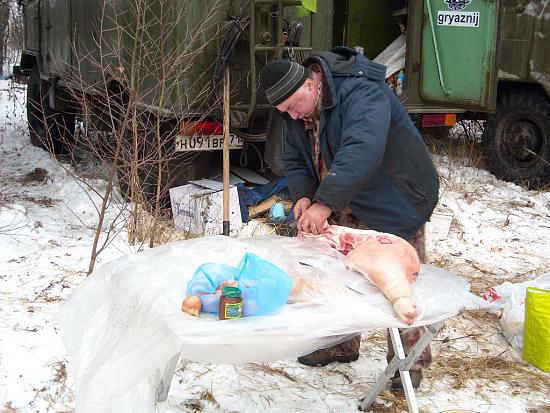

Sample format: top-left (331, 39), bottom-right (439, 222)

top-left (259, 47), bottom-right (439, 390)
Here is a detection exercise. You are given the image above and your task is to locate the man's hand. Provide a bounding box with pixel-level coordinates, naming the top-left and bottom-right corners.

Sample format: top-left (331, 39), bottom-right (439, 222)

top-left (293, 197), bottom-right (312, 220)
top-left (297, 201), bottom-right (332, 235)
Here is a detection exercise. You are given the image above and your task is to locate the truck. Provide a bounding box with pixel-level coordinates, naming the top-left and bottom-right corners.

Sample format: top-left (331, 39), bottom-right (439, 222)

top-left (14, 0), bottom-right (550, 206)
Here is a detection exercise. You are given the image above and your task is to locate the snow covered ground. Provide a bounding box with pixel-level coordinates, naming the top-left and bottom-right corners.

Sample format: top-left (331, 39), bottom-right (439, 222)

top-left (1, 78), bottom-right (549, 413)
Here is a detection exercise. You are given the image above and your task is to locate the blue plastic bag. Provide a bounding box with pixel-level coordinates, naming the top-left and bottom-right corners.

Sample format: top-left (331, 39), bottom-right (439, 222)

top-left (186, 263), bottom-right (240, 313)
top-left (186, 253), bottom-right (292, 316)
top-left (236, 253), bottom-right (292, 316)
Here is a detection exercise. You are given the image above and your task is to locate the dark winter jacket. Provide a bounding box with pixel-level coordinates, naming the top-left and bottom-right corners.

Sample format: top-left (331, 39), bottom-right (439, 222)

top-left (281, 47), bottom-right (439, 239)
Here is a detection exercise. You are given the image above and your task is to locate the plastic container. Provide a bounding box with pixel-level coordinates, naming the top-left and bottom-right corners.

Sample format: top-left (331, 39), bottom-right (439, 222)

top-left (425, 206), bottom-right (454, 241)
top-left (269, 202), bottom-right (286, 221)
top-left (395, 70), bottom-right (405, 96)
top-left (522, 286), bottom-right (550, 371)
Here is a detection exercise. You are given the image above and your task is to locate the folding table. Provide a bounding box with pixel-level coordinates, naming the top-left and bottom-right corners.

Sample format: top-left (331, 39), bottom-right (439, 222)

top-left (154, 320), bottom-right (446, 413)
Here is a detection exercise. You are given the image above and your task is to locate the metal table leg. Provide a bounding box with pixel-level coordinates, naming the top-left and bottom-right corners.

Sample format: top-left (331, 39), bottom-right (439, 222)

top-left (358, 320), bottom-right (445, 412)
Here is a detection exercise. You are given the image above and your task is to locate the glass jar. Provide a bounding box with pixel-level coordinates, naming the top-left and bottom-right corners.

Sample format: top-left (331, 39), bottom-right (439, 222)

top-left (218, 286), bottom-right (243, 320)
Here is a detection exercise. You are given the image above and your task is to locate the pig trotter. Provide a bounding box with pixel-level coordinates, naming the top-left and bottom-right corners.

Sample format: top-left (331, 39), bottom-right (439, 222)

top-left (392, 296), bottom-right (417, 325)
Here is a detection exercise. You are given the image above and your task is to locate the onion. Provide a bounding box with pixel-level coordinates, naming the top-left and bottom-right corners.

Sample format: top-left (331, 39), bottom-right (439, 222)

top-left (181, 295), bottom-right (201, 316)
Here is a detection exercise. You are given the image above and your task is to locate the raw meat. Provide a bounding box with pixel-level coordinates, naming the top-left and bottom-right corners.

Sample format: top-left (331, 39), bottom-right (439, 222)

top-left (301, 225), bottom-right (420, 324)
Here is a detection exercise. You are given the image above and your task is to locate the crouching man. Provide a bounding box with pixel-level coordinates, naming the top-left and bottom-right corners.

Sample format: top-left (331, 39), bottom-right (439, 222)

top-left (259, 47), bottom-right (439, 390)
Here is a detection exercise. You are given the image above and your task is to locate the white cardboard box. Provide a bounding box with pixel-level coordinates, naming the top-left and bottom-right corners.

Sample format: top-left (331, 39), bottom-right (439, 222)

top-left (169, 179), bottom-right (242, 235)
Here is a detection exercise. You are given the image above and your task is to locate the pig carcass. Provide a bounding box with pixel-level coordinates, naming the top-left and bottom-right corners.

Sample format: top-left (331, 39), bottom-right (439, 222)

top-left (301, 225), bottom-right (420, 324)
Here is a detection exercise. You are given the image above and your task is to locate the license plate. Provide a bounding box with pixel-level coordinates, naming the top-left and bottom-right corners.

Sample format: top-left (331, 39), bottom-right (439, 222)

top-left (175, 134), bottom-right (244, 152)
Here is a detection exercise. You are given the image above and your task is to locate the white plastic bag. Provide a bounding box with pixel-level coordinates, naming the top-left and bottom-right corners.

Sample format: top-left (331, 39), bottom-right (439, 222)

top-left (60, 235), bottom-right (472, 413)
top-left (373, 34), bottom-right (406, 78)
top-left (484, 273), bottom-right (550, 350)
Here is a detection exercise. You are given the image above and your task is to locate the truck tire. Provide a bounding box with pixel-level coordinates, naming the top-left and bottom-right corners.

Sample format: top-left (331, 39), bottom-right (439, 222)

top-left (482, 89), bottom-right (550, 187)
top-left (27, 66), bottom-right (75, 154)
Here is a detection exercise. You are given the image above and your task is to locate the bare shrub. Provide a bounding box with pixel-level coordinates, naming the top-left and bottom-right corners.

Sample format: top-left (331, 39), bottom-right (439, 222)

top-left (26, 0), bottom-right (227, 272)
top-left (0, 0), bottom-right (22, 75)
top-left (423, 120), bottom-right (486, 169)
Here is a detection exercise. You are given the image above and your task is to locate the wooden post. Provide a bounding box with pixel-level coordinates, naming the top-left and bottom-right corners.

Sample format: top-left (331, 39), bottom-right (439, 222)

top-left (222, 66), bottom-right (230, 236)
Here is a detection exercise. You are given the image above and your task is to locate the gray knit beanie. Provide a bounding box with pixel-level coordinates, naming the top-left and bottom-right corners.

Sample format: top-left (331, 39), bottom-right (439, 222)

top-left (260, 60), bottom-right (308, 106)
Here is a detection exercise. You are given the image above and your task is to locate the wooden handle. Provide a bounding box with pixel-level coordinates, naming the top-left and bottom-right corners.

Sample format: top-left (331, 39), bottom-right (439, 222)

top-left (222, 66), bottom-right (230, 235)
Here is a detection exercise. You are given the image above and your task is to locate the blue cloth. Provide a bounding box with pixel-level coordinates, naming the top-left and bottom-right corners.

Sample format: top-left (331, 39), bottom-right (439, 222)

top-left (237, 177), bottom-right (289, 222)
top-left (281, 47), bottom-right (439, 239)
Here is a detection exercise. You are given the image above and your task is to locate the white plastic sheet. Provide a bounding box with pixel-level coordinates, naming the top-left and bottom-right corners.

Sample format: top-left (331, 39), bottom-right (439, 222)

top-left (373, 34), bottom-right (406, 79)
top-left (60, 235), bottom-right (472, 413)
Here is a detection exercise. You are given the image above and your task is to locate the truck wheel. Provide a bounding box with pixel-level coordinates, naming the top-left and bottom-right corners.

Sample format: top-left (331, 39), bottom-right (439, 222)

top-left (27, 66), bottom-right (75, 154)
top-left (482, 89), bottom-right (550, 187)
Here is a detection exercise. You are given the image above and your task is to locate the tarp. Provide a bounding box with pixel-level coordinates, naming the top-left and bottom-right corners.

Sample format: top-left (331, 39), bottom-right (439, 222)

top-left (60, 235), bottom-right (474, 413)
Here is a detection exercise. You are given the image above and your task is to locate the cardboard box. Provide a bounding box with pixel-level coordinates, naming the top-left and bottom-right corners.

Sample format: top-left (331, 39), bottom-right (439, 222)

top-left (169, 179), bottom-right (242, 235)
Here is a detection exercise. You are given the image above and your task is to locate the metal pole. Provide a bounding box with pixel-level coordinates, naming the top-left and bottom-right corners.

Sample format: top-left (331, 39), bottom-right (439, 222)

top-left (389, 327), bottom-right (419, 413)
top-left (222, 66), bottom-right (231, 236)
top-left (358, 320), bottom-right (445, 412)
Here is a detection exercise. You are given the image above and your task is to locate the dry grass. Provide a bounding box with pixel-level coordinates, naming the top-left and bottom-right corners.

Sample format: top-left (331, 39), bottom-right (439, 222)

top-left (20, 195), bottom-right (58, 207)
top-left (371, 390), bottom-right (409, 413)
top-left (176, 389), bottom-right (220, 412)
top-left (51, 361), bottom-right (67, 385)
top-left (270, 221), bottom-right (298, 237)
top-left (199, 389), bottom-right (220, 407)
top-left (178, 398), bottom-right (203, 411)
top-left (248, 362), bottom-right (298, 382)
top-left (326, 367), bottom-right (355, 384)
top-left (1, 401), bottom-right (18, 413)
top-left (423, 121), bottom-right (486, 170)
top-left (369, 390), bottom-right (431, 413)
top-left (430, 353), bottom-right (550, 393)
top-left (19, 167), bottom-right (49, 184)
top-left (527, 405), bottom-right (550, 413)
top-left (127, 207), bottom-right (198, 246)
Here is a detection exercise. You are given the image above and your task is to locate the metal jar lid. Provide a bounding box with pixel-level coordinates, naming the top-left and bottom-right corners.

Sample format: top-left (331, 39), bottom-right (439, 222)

top-left (221, 286), bottom-right (241, 298)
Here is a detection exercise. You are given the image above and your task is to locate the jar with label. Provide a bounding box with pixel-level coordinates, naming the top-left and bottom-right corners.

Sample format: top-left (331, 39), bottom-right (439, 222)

top-left (218, 286), bottom-right (243, 320)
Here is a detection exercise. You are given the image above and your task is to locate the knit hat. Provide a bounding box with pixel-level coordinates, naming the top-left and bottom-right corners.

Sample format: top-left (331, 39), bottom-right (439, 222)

top-left (260, 60), bottom-right (308, 106)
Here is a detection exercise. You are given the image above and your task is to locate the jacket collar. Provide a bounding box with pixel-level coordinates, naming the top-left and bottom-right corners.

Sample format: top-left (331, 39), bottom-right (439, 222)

top-left (303, 47), bottom-right (387, 112)
top-left (304, 57), bottom-right (338, 111)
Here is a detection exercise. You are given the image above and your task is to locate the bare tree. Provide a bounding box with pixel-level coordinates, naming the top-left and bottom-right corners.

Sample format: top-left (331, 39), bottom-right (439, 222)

top-left (0, 0), bottom-right (22, 75)
top-left (0, 0), bottom-right (12, 75)
top-left (26, 0), bottom-right (227, 272)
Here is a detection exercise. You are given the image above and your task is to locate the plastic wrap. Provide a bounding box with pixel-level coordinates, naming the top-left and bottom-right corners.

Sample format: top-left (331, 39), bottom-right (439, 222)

top-left (373, 34), bottom-right (406, 78)
top-left (484, 273), bottom-right (550, 350)
top-left (60, 235), bottom-right (472, 413)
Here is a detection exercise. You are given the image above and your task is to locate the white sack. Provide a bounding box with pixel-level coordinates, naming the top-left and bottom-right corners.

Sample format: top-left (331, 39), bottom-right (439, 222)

top-left (488, 273), bottom-right (550, 350)
top-left (373, 34), bottom-right (406, 78)
top-left (60, 235), bottom-right (472, 413)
